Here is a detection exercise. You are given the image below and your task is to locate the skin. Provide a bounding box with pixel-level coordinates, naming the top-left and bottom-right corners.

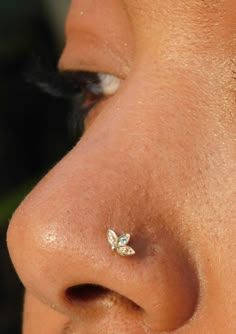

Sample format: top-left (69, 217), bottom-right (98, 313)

top-left (7, 0), bottom-right (236, 333)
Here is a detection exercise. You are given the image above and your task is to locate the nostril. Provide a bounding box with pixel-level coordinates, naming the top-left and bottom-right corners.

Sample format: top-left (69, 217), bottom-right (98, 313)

top-left (65, 284), bottom-right (142, 312)
top-left (66, 284), bottom-right (110, 303)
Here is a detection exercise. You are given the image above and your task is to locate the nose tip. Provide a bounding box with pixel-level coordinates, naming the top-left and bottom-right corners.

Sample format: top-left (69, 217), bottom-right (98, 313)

top-left (7, 199), bottom-right (146, 331)
top-left (7, 197), bottom-right (199, 332)
top-left (6, 173), bottom-right (144, 319)
top-left (7, 142), bottom-right (200, 332)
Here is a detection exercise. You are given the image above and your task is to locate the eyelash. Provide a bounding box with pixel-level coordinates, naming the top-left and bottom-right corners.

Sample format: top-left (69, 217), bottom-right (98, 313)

top-left (26, 61), bottom-right (116, 137)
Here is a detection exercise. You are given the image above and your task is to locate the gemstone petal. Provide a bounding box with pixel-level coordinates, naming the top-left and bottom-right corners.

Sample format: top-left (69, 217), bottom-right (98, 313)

top-left (116, 246), bottom-right (136, 256)
top-left (107, 229), bottom-right (118, 248)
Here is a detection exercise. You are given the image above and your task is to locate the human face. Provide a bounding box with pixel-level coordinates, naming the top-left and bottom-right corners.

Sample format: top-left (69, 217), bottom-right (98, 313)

top-left (7, 0), bottom-right (236, 333)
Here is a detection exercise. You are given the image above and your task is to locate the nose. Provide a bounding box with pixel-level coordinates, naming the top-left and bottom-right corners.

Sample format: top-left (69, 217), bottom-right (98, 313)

top-left (7, 96), bottom-right (199, 332)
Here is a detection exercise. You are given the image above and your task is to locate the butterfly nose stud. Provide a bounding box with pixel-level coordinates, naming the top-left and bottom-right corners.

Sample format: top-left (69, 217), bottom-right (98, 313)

top-left (107, 229), bottom-right (136, 256)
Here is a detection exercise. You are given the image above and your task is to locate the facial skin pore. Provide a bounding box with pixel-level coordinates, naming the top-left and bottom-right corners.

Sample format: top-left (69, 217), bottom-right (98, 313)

top-left (7, 0), bottom-right (236, 333)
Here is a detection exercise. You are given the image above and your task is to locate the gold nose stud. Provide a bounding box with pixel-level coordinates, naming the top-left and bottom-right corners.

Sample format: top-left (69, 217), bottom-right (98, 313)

top-left (107, 229), bottom-right (136, 256)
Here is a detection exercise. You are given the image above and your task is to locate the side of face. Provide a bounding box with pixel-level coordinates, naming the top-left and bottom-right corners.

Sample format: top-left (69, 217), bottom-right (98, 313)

top-left (7, 1), bottom-right (236, 333)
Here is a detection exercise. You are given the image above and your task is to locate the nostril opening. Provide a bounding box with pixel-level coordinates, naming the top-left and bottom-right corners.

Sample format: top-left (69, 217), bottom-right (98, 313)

top-left (65, 284), bottom-right (142, 312)
top-left (66, 284), bottom-right (110, 303)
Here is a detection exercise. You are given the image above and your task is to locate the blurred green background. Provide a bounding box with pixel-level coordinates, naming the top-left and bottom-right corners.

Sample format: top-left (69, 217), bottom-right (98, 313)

top-left (0, 1), bottom-right (71, 333)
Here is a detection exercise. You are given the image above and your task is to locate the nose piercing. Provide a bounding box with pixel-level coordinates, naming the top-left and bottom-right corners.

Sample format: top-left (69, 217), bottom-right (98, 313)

top-left (107, 229), bottom-right (136, 256)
